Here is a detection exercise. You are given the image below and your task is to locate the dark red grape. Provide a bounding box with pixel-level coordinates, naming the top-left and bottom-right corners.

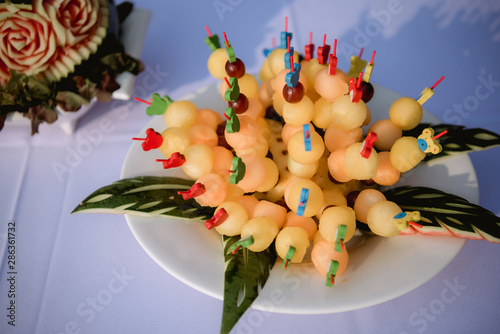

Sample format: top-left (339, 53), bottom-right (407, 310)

top-left (359, 81), bottom-right (374, 103)
top-left (282, 82), bottom-right (304, 103)
top-left (228, 93), bottom-right (249, 113)
top-left (346, 191), bottom-right (360, 208)
top-left (225, 58), bottom-right (245, 78)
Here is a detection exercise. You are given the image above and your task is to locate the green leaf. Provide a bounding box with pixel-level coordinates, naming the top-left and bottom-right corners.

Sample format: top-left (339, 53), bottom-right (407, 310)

top-left (384, 186), bottom-right (500, 243)
top-left (72, 176), bottom-right (215, 221)
top-left (220, 236), bottom-right (277, 334)
top-left (403, 123), bottom-right (500, 162)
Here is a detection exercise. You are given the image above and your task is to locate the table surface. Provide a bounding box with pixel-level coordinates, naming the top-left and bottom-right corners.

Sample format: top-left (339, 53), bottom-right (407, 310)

top-left (1, 1), bottom-right (500, 333)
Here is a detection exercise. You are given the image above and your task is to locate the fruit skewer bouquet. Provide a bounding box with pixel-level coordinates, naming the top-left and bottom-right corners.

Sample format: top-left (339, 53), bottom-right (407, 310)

top-left (74, 22), bottom-right (500, 334)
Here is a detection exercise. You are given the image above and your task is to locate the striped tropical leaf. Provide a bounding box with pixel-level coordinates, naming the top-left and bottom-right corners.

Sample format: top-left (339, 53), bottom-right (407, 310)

top-left (220, 235), bottom-right (277, 334)
top-left (72, 176), bottom-right (215, 221)
top-left (403, 123), bottom-right (500, 162)
top-left (384, 186), bottom-right (500, 243)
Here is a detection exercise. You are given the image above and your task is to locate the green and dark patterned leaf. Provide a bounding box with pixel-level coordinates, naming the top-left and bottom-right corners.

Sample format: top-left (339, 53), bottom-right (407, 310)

top-left (404, 123), bottom-right (500, 162)
top-left (220, 236), bottom-right (277, 334)
top-left (72, 176), bottom-right (215, 221)
top-left (384, 186), bottom-right (500, 243)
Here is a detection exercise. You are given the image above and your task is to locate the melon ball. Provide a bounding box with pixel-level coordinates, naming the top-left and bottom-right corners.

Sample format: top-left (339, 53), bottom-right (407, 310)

top-left (207, 48), bottom-right (229, 79)
top-left (194, 173), bottom-right (229, 207)
top-left (158, 127), bottom-right (190, 158)
top-left (234, 195), bottom-right (259, 218)
top-left (188, 124), bottom-right (218, 147)
top-left (288, 128), bottom-right (325, 165)
top-left (390, 136), bottom-right (425, 173)
top-left (366, 200), bottom-right (402, 237)
top-left (372, 151), bottom-right (401, 186)
top-left (240, 217), bottom-right (279, 252)
top-left (259, 56), bottom-right (274, 82)
top-left (252, 200), bottom-right (287, 229)
top-left (224, 115), bottom-right (260, 150)
top-left (268, 48), bottom-right (300, 77)
top-left (324, 123), bottom-right (363, 152)
top-left (282, 95), bottom-right (315, 126)
top-left (312, 97), bottom-right (334, 129)
top-left (258, 79), bottom-right (274, 108)
top-left (311, 240), bottom-right (349, 277)
top-left (327, 148), bottom-right (351, 183)
top-left (273, 67), bottom-right (309, 94)
top-left (214, 201), bottom-right (248, 236)
top-left (276, 227), bottom-right (311, 264)
top-left (164, 100), bottom-right (198, 130)
top-left (389, 97), bottom-right (423, 130)
top-left (353, 189), bottom-right (387, 224)
top-left (287, 155), bottom-right (319, 179)
top-left (331, 95), bottom-right (368, 131)
top-left (255, 158), bottom-right (280, 192)
top-left (344, 142), bottom-right (379, 180)
top-left (314, 67), bottom-right (349, 101)
top-left (319, 206), bottom-right (357, 243)
top-left (316, 188), bottom-right (347, 219)
top-left (368, 119), bottom-right (403, 151)
top-left (193, 108), bottom-right (222, 131)
top-left (234, 154), bottom-right (267, 193)
top-left (283, 211), bottom-right (317, 242)
top-left (211, 146), bottom-right (234, 176)
top-left (285, 179), bottom-right (324, 217)
top-left (181, 144), bottom-right (214, 179)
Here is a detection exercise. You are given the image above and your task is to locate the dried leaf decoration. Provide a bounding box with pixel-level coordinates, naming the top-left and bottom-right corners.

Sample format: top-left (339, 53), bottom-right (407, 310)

top-left (220, 236), bottom-right (277, 334)
top-left (72, 176), bottom-right (215, 221)
top-left (384, 186), bottom-right (500, 243)
top-left (404, 123), bottom-right (500, 162)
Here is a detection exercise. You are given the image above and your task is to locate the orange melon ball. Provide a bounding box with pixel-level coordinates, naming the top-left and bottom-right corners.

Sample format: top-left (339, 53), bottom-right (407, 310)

top-left (353, 189), bottom-right (387, 224)
top-left (252, 200), bottom-right (287, 229)
top-left (159, 127), bottom-right (190, 158)
top-left (311, 240), bottom-right (349, 277)
top-left (235, 154), bottom-right (267, 193)
top-left (224, 115), bottom-right (259, 150)
top-left (331, 95), bottom-right (368, 131)
top-left (285, 179), bottom-right (324, 217)
top-left (327, 148), bottom-right (352, 183)
top-left (275, 227), bottom-right (311, 263)
top-left (288, 128), bottom-right (325, 165)
top-left (194, 173), bottom-right (229, 207)
top-left (181, 144), bottom-right (214, 179)
top-left (314, 67), bottom-right (349, 101)
top-left (214, 201), bottom-right (248, 236)
top-left (324, 123), bottom-right (363, 152)
top-left (319, 206), bottom-right (357, 243)
top-left (372, 151), bottom-right (401, 186)
top-left (312, 97), bottom-right (334, 129)
top-left (240, 217), bottom-right (279, 252)
top-left (211, 146), bottom-right (233, 176)
top-left (258, 79), bottom-right (274, 108)
top-left (368, 119), bottom-right (403, 151)
top-left (283, 211), bottom-right (318, 242)
top-left (193, 108), bottom-right (222, 131)
top-left (343, 142), bottom-right (379, 180)
top-left (268, 48), bottom-right (299, 77)
top-left (282, 95), bottom-right (315, 126)
top-left (234, 195), bottom-right (259, 218)
top-left (188, 124), bottom-right (218, 147)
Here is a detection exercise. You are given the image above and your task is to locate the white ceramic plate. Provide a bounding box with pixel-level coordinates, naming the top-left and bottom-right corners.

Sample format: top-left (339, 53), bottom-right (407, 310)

top-left (121, 82), bottom-right (477, 314)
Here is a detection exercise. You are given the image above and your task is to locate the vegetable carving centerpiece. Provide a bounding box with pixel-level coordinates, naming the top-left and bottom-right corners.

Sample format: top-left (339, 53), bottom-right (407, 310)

top-left (73, 19), bottom-right (500, 334)
top-left (0, 0), bottom-right (144, 134)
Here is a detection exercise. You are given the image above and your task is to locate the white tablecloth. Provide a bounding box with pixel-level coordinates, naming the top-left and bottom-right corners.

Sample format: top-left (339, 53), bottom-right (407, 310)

top-left (1, 1), bottom-right (500, 333)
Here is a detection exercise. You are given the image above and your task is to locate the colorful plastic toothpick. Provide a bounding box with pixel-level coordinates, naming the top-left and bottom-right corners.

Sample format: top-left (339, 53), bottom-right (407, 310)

top-left (296, 188), bottom-right (309, 216)
top-left (348, 47), bottom-right (367, 78)
top-left (417, 76), bottom-right (444, 105)
top-left (360, 131), bottom-right (377, 158)
top-left (177, 183), bottom-right (206, 200)
top-left (205, 208), bottom-right (228, 230)
top-left (317, 34), bottom-right (331, 65)
top-left (303, 124), bottom-right (312, 151)
top-left (204, 25), bottom-right (221, 51)
top-left (417, 128), bottom-right (446, 154)
top-left (229, 235), bottom-right (255, 254)
top-left (284, 36), bottom-right (294, 69)
top-left (229, 156), bottom-right (246, 184)
top-left (140, 93), bottom-right (173, 116)
top-left (349, 76), bottom-right (363, 103)
top-left (363, 50), bottom-right (376, 83)
top-left (285, 62), bottom-right (301, 87)
top-left (326, 260), bottom-right (339, 287)
top-left (328, 39), bottom-right (338, 75)
top-left (156, 152), bottom-right (186, 169)
top-left (223, 32), bottom-right (236, 63)
top-left (132, 128), bottom-right (163, 151)
top-left (335, 224), bottom-right (347, 252)
top-left (393, 211), bottom-right (422, 231)
top-left (224, 77), bottom-right (240, 101)
top-left (281, 246), bottom-right (296, 270)
top-left (224, 107), bottom-right (240, 133)
top-left (280, 16), bottom-right (292, 48)
top-left (304, 32), bottom-right (314, 61)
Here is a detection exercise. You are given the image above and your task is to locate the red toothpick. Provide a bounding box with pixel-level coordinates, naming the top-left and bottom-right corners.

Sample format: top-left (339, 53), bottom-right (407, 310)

top-left (290, 54), bottom-right (294, 69)
top-left (356, 72), bottom-right (363, 89)
top-left (433, 129), bottom-right (448, 140)
top-left (223, 113), bottom-right (230, 121)
top-left (409, 221), bottom-right (423, 229)
top-left (131, 137), bottom-right (146, 141)
top-left (223, 31), bottom-right (230, 48)
top-left (287, 36), bottom-right (291, 53)
top-left (285, 16), bottom-right (288, 32)
top-left (134, 97), bottom-right (151, 105)
top-left (431, 76), bottom-right (445, 90)
top-left (339, 239), bottom-right (345, 251)
top-left (305, 130), bottom-right (310, 139)
top-left (205, 25), bottom-right (212, 37)
top-left (369, 50), bottom-right (376, 65)
top-left (224, 77), bottom-right (232, 89)
top-left (232, 245), bottom-right (242, 254)
top-left (323, 34), bottom-right (327, 47)
top-left (330, 274), bottom-right (335, 286)
top-left (359, 47), bottom-right (364, 59)
top-left (284, 258), bottom-right (290, 270)
top-left (333, 39), bottom-right (337, 57)
top-left (309, 31), bottom-right (313, 44)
